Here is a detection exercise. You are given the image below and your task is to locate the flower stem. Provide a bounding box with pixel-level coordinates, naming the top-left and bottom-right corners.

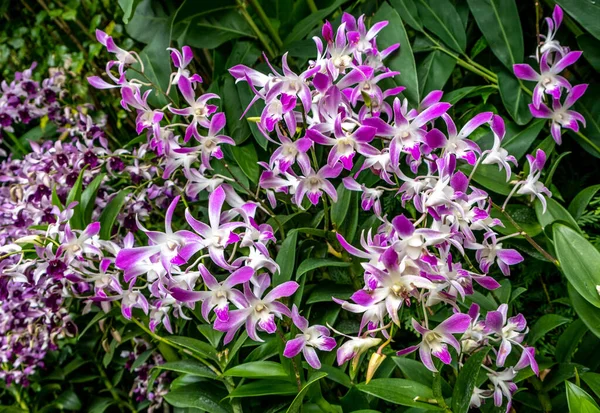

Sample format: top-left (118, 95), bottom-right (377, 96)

top-left (248, 0), bottom-right (283, 49)
top-left (237, 0), bottom-right (276, 59)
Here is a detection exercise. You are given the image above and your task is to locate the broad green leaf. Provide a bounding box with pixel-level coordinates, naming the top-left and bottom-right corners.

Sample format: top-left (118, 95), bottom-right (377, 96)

top-left (225, 40), bottom-right (261, 68)
top-left (415, 0), bottom-right (466, 53)
top-left (118, 0), bottom-right (142, 24)
top-left (337, 191), bottom-right (359, 243)
top-left (502, 119), bottom-right (545, 161)
top-left (164, 383), bottom-right (232, 412)
top-left (542, 362), bottom-right (583, 391)
top-left (130, 349), bottom-right (154, 371)
top-left (223, 361), bottom-right (288, 378)
top-left (80, 173), bottom-right (105, 226)
top-left (98, 190), bottom-right (130, 240)
top-left (198, 324), bottom-right (224, 348)
top-left (306, 282), bottom-right (354, 304)
top-left (390, 0), bottom-right (422, 30)
top-left (153, 360), bottom-right (218, 378)
top-left (231, 143), bottom-right (259, 183)
top-left (554, 0), bottom-right (600, 41)
top-left (491, 204), bottom-right (542, 237)
top-left (227, 380), bottom-right (298, 398)
top-left (578, 34), bottom-right (600, 72)
top-left (554, 224), bottom-right (600, 307)
top-left (54, 390), bottom-right (82, 410)
top-left (166, 336), bottom-right (219, 361)
top-left (303, 363), bottom-right (351, 388)
top-left (52, 185), bottom-right (63, 209)
top-left (498, 68), bottom-right (532, 125)
top-left (296, 258), bottom-right (352, 279)
top-left (466, 0), bottom-right (523, 70)
top-left (459, 163), bottom-right (514, 195)
top-left (573, 85), bottom-right (600, 158)
top-left (452, 348), bottom-right (490, 413)
top-left (331, 183), bottom-right (352, 229)
top-left (527, 314), bottom-right (571, 345)
top-left (66, 167), bottom-right (86, 230)
top-left (126, 0), bottom-right (169, 44)
top-left (287, 372), bottom-right (328, 413)
top-left (174, 9), bottom-right (254, 49)
top-left (87, 398), bottom-right (115, 413)
top-left (582, 372), bottom-right (600, 400)
top-left (568, 184), bottom-right (600, 221)
top-left (555, 319), bottom-right (589, 363)
top-left (283, 0), bottom-right (349, 45)
top-left (569, 284), bottom-right (600, 339)
top-left (566, 381), bottom-right (600, 413)
top-left (223, 78), bottom-right (252, 144)
top-left (442, 85), bottom-right (496, 105)
top-left (374, 3), bottom-right (419, 105)
top-left (417, 50), bottom-right (456, 96)
top-left (355, 378), bottom-right (442, 410)
top-left (274, 229), bottom-right (298, 285)
top-left (535, 198), bottom-right (580, 233)
top-left (544, 151), bottom-right (571, 186)
top-left (392, 357), bottom-right (452, 395)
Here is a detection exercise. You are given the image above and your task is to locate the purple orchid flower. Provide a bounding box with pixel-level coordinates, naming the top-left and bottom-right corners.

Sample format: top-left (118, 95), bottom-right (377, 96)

top-left (283, 305), bottom-right (336, 369)
top-left (513, 50), bottom-right (582, 108)
top-left (168, 46), bottom-right (202, 86)
top-left (168, 76), bottom-right (219, 141)
top-left (396, 313), bottom-right (471, 372)
top-left (214, 274), bottom-right (299, 344)
top-left (115, 196), bottom-right (201, 273)
top-left (307, 116), bottom-right (378, 170)
top-left (170, 264), bottom-right (254, 322)
top-left (95, 29), bottom-right (137, 74)
top-left (475, 232), bottom-right (524, 276)
top-left (294, 164), bottom-right (342, 206)
top-left (481, 115), bottom-right (517, 181)
top-left (184, 185), bottom-right (246, 269)
top-left (529, 83), bottom-right (587, 144)
top-left (515, 149), bottom-right (552, 212)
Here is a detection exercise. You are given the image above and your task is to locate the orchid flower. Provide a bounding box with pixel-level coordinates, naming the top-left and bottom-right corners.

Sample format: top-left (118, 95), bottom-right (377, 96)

top-left (515, 149), bottom-right (552, 212)
top-left (481, 115), bottom-right (517, 181)
top-left (214, 274), bottom-right (299, 344)
top-left (283, 305), bottom-right (336, 369)
top-left (396, 313), bottom-right (471, 372)
top-left (169, 76), bottom-right (219, 141)
top-left (168, 46), bottom-right (202, 85)
top-left (294, 164), bottom-right (342, 206)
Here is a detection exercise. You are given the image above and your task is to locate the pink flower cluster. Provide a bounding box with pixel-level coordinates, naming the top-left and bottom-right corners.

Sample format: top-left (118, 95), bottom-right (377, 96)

top-left (513, 5), bottom-right (587, 144)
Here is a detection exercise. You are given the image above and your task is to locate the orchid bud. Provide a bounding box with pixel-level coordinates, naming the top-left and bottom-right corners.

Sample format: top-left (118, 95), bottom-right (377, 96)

top-left (366, 352), bottom-right (386, 384)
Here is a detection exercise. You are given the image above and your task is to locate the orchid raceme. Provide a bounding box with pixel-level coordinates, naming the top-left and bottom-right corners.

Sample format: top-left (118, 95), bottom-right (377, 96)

top-left (2, 3), bottom-right (591, 412)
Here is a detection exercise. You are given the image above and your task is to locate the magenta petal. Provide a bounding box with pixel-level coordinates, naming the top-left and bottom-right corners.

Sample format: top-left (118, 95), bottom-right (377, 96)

top-left (424, 128), bottom-right (446, 149)
top-left (437, 313), bottom-right (471, 334)
top-left (432, 346), bottom-right (452, 364)
top-left (391, 214), bottom-right (415, 238)
top-left (303, 346), bottom-right (322, 369)
top-left (224, 266), bottom-right (254, 288)
top-left (284, 336), bottom-right (306, 358)
top-left (497, 249), bottom-right (524, 265)
top-left (485, 311), bottom-right (504, 333)
top-left (264, 281), bottom-right (299, 302)
top-left (513, 64), bottom-right (539, 81)
top-left (170, 288), bottom-right (209, 303)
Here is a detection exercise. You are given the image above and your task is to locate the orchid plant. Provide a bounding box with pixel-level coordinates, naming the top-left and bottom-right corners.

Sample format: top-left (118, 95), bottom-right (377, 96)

top-left (2, 1), bottom-right (600, 412)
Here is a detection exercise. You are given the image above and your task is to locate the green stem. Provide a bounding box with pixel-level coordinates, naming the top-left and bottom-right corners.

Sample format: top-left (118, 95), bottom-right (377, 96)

top-left (306, 0), bottom-right (318, 13)
top-left (432, 372), bottom-right (451, 412)
top-left (248, 0), bottom-right (283, 48)
top-left (96, 361), bottom-right (137, 413)
top-left (237, 0), bottom-right (276, 59)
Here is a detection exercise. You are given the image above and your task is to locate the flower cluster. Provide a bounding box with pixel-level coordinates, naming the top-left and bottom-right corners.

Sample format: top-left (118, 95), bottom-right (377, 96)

top-left (120, 339), bottom-right (169, 412)
top-left (0, 63), bottom-right (65, 155)
top-left (513, 5), bottom-right (587, 144)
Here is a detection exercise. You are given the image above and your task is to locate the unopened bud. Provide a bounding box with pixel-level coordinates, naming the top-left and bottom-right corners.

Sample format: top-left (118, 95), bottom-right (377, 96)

top-left (110, 329), bottom-right (122, 343)
top-left (366, 352), bottom-right (387, 384)
top-left (15, 235), bottom-right (43, 246)
top-left (102, 338), bottom-right (110, 353)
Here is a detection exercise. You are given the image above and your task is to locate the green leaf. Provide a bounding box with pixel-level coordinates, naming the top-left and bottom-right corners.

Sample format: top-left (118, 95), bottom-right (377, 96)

top-left (566, 381), bottom-right (600, 413)
top-left (498, 68), bottom-right (532, 125)
top-left (535, 198), bottom-right (580, 233)
top-left (466, 0), bottom-right (523, 70)
top-left (52, 185), bottom-right (63, 209)
top-left (225, 40), bottom-right (261, 68)
top-left (223, 361), bottom-right (288, 378)
top-left (490, 204), bottom-right (541, 237)
top-left (274, 229), bottom-right (298, 285)
top-left (554, 0), bottom-right (600, 41)
top-left (125, 0), bottom-right (169, 44)
top-left (390, 0), bottom-right (422, 30)
top-left (296, 258), bottom-right (352, 279)
top-left (174, 9), bottom-right (254, 49)
top-left (153, 360), bottom-right (217, 378)
top-left (80, 173), bottom-right (105, 226)
top-left (582, 372), bottom-right (600, 400)
top-left (392, 357), bottom-right (452, 395)
top-left (54, 390), bottom-right (82, 410)
top-left (573, 85), bottom-right (600, 158)
top-left (164, 383), bottom-right (232, 412)
top-left (569, 184), bottom-right (600, 220)
top-left (230, 143), bottom-right (259, 183)
top-left (130, 349), bottom-right (155, 371)
top-left (66, 167), bottom-right (87, 230)
top-left (87, 398), bottom-right (115, 413)
top-left (569, 284), bottom-right (600, 339)
top-left (528, 314), bottom-right (571, 345)
top-left (331, 183), bottom-right (351, 229)
top-left (303, 363), bottom-right (351, 388)
top-left (338, 190), bottom-right (360, 243)
top-left (227, 380), bottom-right (298, 398)
top-left (355, 378), bottom-right (442, 410)
top-left (98, 190), bottom-right (130, 240)
top-left (578, 34), bottom-right (600, 72)
top-left (118, 0), bottom-right (142, 24)
top-left (442, 85), bottom-right (496, 105)
top-left (373, 3), bottom-right (419, 105)
top-left (417, 50), bottom-right (456, 96)
top-left (306, 282), bottom-right (354, 304)
top-left (502, 119), bottom-right (545, 161)
top-left (283, 0), bottom-right (349, 45)
top-left (415, 0), bottom-right (466, 53)
top-left (223, 77), bottom-right (252, 144)
top-left (166, 336), bottom-right (219, 361)
top-left (459, 163), bottom-right (514, 195)
top-left (287, 372), bottom-right (328, 413)
top-left (555, 319), bottom-right (589, 363)
top-left (555, 224), bottom-right (600, 307)
top-left (452, 348), bottom-right (490, 413)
